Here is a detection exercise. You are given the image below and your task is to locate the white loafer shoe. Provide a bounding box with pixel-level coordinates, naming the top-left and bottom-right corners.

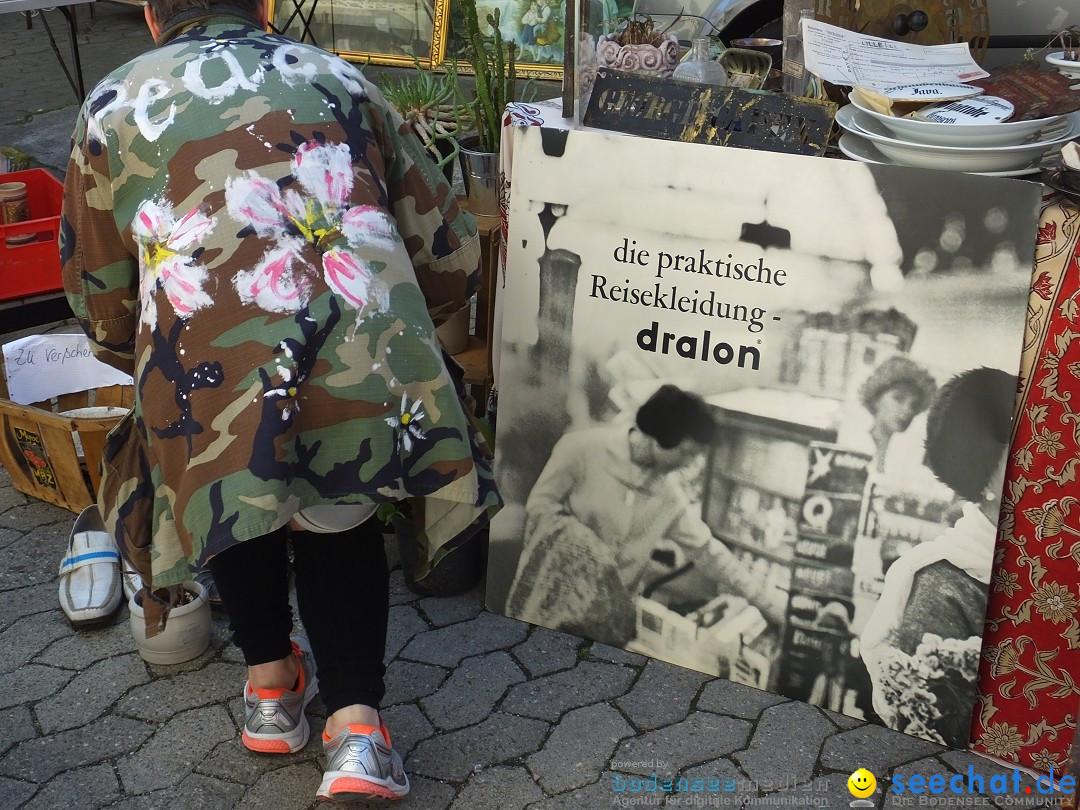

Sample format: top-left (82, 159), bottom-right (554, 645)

top-left (58, 506), bottom-right (123, 627)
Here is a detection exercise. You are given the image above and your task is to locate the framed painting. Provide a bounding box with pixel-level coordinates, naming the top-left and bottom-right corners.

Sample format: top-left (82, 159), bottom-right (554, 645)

top-left (267, 0), bottom-right (451, 68)
top-left (435, 0), bottom-right (572, 79)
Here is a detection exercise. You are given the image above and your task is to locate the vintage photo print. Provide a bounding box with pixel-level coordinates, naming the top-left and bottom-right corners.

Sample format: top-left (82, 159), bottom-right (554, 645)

top-left (486, 126), bottom-right (1043, 747)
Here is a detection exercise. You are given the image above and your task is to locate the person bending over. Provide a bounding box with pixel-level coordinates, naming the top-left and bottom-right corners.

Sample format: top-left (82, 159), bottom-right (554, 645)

top-left (506, 384), bottom-right (785, 646)
top-left (61, 0), bottom-right (498, 800)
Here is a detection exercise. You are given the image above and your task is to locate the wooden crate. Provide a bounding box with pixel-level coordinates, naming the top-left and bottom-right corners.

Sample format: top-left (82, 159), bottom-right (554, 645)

top-left (0, 384), bottom-right (133, 513)
top-left (632, 593), bottom-right (757, 676)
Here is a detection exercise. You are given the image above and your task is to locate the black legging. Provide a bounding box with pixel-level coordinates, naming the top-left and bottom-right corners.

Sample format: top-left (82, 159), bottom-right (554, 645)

top-left (207, 519), bottom-right (389, 714)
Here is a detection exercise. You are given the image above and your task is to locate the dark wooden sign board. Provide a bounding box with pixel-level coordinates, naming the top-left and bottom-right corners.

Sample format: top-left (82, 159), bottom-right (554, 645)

top-left (583, 68), bottom-right (837, 156)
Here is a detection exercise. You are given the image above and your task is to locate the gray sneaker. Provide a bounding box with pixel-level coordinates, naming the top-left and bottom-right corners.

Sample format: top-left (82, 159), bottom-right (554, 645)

top-left (242, 637), bottom-right (319, 754)
top-left (316, 724), bottom-right (410, 802)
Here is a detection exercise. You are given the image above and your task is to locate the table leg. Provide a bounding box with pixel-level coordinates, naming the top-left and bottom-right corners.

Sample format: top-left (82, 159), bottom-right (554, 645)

top-left (59, 6), bottom-right (86, 101)
top-left (36, 6), bottom-right (86, 102)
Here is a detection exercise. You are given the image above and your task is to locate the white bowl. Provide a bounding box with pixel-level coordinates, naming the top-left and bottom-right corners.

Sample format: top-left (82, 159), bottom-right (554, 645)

top-left (835, 106), bottom-right (1079, 172)
top-left (837, 133), bottom-right (1044, 177)
top-left (129, 579), bottom-right (211, 665)
top-left (1046, 52), bottom-right (1080, 79)
top-left (848, 93), bottom-right (1065, 147)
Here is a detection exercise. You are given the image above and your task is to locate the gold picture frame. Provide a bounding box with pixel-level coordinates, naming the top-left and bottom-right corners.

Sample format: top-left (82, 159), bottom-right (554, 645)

top-left (434, 0), bottom-right (565, 80)
top-left (267, 0), bottom-right (450, 67)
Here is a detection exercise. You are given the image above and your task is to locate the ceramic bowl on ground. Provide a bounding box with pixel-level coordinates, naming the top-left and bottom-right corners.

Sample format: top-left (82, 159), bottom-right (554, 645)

top-left (847, 93), bottom-right (1066, 148)
top-left (292, 503), bottom-right (376, 533)
top-left (129, 579), bottom-right (211, 665)
top-left (1046, 52), bottom-right (1080, 80)
top-left (836, 106), bottom-right (1078, 172)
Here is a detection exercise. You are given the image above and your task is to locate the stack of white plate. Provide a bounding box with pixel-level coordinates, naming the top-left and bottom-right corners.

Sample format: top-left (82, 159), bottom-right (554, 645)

top-left (835, 95), bottom-right (1077, 176)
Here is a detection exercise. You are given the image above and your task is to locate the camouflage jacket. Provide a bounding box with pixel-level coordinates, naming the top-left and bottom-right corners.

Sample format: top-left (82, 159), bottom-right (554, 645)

top-left (61, 12), bottom-right (499, 591)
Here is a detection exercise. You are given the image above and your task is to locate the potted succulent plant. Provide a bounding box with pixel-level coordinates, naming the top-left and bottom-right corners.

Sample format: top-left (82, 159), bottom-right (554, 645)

top-left (595, 13), bottom-right (680, 78)
top-left (580, 13), bottom-right (680, 107)
top-left (454, 0), bottom-right (534, 215)
top-left (377, 58), bottom-right (473, 184)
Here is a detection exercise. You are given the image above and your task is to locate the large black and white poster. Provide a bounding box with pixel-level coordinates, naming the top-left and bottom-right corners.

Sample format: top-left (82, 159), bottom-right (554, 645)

top-left (486, 126), bottom-right (1043, 747)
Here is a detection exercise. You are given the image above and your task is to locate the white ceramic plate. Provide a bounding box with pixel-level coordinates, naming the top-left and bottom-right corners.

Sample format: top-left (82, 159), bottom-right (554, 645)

top-left (847, 94), bottom-right (1066, 147)
top-left (835, 106), bottom-right (1070, 146)
top-left (1046, 52), bottom-right (1080, 79)
top-left (837, 133), bottom-right (1044, 177)
top-left (918, 96), bottom-right (1014, 124)
top-left (835, 106), bottom-right (1078, 172)
top-left (877, 82), bottom-right (984, 102)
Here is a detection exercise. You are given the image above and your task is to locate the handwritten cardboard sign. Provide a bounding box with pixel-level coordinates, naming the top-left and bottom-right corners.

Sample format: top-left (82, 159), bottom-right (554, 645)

top-left (582, 69), bottom-right (837, 156)
top-left (2, 333), bottom-right (133, 405)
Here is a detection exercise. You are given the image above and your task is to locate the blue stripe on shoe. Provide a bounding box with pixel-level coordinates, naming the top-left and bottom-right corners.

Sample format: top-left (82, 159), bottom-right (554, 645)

top-left (60, 550), bottom-right (121, 569)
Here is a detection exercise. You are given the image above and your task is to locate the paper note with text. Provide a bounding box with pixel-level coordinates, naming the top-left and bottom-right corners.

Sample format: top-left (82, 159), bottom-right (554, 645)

top-left (2, 333), bottom-right (133, 405)
top-left (802, 20), bottom-right (988, 90)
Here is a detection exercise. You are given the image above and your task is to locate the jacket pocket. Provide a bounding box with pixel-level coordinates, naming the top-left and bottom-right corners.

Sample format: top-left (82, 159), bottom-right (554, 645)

top-left (97, 409), bottom-right (154, 588)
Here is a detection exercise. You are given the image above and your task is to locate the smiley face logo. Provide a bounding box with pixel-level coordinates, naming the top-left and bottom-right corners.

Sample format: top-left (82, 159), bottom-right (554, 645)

top-left (848, 768), bottom-right (877, 798)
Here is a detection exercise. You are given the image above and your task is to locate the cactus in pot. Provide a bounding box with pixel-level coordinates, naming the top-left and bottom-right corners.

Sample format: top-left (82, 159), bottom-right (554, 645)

top-left (458, 0), bottom-right (528, 153)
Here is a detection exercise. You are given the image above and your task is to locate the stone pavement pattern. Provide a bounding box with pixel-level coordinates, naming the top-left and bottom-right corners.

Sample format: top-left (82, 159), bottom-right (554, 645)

top-left (0, 4), bottom-right (1062, 809)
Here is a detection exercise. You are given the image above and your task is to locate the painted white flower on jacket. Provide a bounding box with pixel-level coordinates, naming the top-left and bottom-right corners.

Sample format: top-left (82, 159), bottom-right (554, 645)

top-left (226, 140), bottom-right (398, 314)
top-left (133, 201), bottom-right (216, 328)
top-left (262, 342), bottom-right (303, 422)
top-left (385, 393), bottom-right (427, 453)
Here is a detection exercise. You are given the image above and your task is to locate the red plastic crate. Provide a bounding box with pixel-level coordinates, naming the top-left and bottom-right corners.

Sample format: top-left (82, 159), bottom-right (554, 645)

top-left (0, 169), bottom-right (65, 303)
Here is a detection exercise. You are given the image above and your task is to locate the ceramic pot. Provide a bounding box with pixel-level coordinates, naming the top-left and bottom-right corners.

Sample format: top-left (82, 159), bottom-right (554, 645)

top-left (456, 135), bottom-right (500, 217)
top-left (435, 301), bottom-right (472, 355)
top-left (0, 181), bottom-right (34, 246)
top-left (594, 33), bottom-right (681, 78)
top-left (129, 580), bottom-right (211, 665)
top-left (394, 514), bottom-right (487, 597)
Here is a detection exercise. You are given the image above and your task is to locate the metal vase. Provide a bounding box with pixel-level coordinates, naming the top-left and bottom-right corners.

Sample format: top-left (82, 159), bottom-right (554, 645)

top-left (457, 136), bottom-right (500, 217)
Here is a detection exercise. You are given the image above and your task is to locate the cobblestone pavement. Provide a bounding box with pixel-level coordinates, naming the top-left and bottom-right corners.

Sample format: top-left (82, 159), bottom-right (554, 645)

top-left (0, 5), bottom-right (1062, 809)
top-left (0, 469), bottom-right (1058, 809)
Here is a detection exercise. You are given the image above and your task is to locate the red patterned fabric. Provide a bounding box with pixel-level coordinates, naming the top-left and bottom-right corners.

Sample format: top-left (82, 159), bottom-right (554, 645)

top-left (974, 192), bottom-right (1080, 776)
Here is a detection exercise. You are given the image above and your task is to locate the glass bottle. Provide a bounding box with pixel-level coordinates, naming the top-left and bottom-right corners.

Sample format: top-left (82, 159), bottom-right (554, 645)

top-left (672, 38), bottom-right (729, 86)
top-left (782, 8), bottom-right (814, 96)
